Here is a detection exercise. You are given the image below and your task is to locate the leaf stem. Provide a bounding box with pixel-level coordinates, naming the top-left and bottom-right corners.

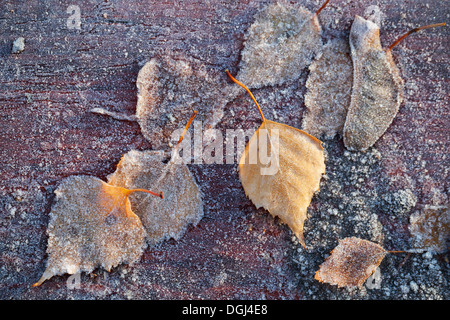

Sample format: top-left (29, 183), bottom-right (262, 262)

top-left (177, 110), bottom-right (199, 146)
top-left (387, 250), bottom-right (406, 254)
top-left (170, 110), bottom-right (199, 164)
top-left (129, 188), bottom-right (164, 199)
top-left (315, 0), bottom-right (330, 16)
top-left (225, 70), bottom-right (265, 123)
top-left (386, 22), bottom-right (446, 53)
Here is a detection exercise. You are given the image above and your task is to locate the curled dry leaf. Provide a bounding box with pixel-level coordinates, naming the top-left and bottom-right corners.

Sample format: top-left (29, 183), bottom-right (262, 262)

top-left (135, 51), bottom-right (233, 150)
top-left (33, 175), bottom-right (162, 287)
top-left (303, 37), bottom-right (353, 139)
top-left (409, 205), bottom-right (449, 253)
top-left (237, 0), bottom-right (330, 89)
top-left (108, 113), bottom-right (203, 245)
top-left (226, 71), bottom-right (325, 248)
top-left (343, 15), bottom-right (404, 151)
top-left (314, 237), bottom-right (387, 288)
top-left (344, 15), bottom-right (445, 151)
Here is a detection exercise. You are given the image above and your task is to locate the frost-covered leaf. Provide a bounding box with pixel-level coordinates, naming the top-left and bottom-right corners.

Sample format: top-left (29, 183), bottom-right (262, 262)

top-left (108, 112), bottom-right (203, 245)
top-left (344, 14), bottom-right (444, 151)
top-left (226, 71), bottom-right (325, 248)
top-left (108, 149), bottom-right (204, 245)
top-left (303, 37), bottom-right (353, 139)
top-left (33, 175), bottom-right (160, 286)
top-left (135, 51), bottom-right (234, 150)
top-left (314, 237), bottom-right (387, 288)
top-left (237, 1), bottom-right (325, 89)
top-left (409, 205), bottom-right (449, 253)
top-left (343, 15), bottom-right (404, 151)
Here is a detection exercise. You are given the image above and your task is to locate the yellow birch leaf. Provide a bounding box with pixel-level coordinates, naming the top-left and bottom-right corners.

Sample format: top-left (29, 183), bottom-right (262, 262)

top-left (226, 71), bottom-right (325, 248)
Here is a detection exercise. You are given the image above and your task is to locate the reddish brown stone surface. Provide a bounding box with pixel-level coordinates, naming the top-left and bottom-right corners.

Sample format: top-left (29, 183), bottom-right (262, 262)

top-left (0, 0), bottom-right (448, 299)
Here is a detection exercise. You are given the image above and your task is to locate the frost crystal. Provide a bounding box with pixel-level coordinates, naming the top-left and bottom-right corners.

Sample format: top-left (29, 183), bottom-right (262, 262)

top-left (303, 37), bottom-right (353, 139)
top-left (237, 1), bottom-right (322, 88)
top-left (12, 37), bottom-right (25, 54)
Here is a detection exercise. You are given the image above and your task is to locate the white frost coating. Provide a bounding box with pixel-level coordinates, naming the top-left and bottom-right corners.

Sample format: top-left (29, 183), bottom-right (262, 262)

top-left (349, 16), bottom-right (381, 55)
top-left (344, 14), bottom-right (404, 151)
top-left (108, 150), bottom-right (204, 245)
top-left (12, 37), bottom-right (25, 54)
top-left (237, 1), bottom-right (322, 88)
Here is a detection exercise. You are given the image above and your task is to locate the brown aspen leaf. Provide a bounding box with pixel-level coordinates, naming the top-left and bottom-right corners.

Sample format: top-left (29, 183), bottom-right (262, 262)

top-left (302, 37), bottom-right (353, 139)
top-left (314, 237), bottom-right (387, 288)
top-left (33, 175), bottom-right (162, 287)
top-left (108, 113), bottom-right (204, 245)
top-left (409, 205), bottom-right (449, 253)
top-left (236, 0), bottom-right (330, 89)
top-left (226, 71), bottom-right (325, 248)
top-left (135, 51), bottom-right (234, 150)
top-left (344, 15), bottom-right (445, 151)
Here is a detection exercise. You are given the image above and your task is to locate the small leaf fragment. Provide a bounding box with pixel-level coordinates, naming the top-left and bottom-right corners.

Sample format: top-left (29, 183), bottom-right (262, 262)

top-left (33, 176), bottom-right (151, 287)
top-left (315, 237), bottom-right (387, 288)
